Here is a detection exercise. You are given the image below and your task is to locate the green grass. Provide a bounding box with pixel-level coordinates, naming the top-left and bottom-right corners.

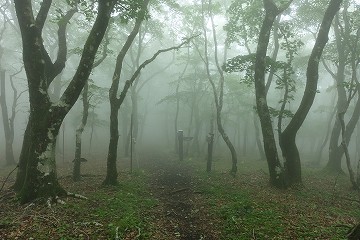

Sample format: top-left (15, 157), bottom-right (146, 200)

top-left (189, 156), bottom-right (359, 240)
top-left (196, 172), bottom-right (285, 239)
top-left (11, 171), bottom-right (158, 239)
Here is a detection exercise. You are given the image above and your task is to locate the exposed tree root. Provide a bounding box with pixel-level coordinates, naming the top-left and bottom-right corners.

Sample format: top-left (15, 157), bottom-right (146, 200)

top-left (66, 191), bottom-right (88, 200)
top-left (45, 192), bottom-right (88, 207)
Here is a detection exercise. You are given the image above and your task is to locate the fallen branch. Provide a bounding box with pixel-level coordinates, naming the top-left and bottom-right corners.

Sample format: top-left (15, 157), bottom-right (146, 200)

top-left (170, 187), bottom-right (190, 194)
top-left (67, 192), bottom-right (88, 200)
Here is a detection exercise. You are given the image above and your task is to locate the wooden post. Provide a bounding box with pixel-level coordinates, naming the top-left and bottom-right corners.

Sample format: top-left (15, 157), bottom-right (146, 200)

top-left (178, 130), bottom-right (184, 161)
top-left (207, 133), bottom-right (214, 172)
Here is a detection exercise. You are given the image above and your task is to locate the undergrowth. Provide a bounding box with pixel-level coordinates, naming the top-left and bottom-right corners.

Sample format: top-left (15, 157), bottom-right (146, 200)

top-left (190, 158), bottom-right (359, 240)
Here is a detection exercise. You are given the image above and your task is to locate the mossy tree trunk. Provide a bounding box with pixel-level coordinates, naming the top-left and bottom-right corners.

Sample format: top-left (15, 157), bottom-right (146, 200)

top-left (14, 0), bottom-right (114, 203)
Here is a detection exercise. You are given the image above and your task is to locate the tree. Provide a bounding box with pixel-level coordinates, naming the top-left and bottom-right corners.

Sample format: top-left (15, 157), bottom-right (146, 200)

top-left (0, 68), bottom-right (25, 166)
top-left (279, 0), bottom-right (342, 186)
top-left (198, 0), bottom-right (238, 175)
top-left (250, 0), bottom-right (341, 187)
top-left (323, 1), bottom-right (360, 173)
top-left (13, 0), bottom-right (114, 203)
top-left (73, 29), bottom-right (110, 182)
top-left (253, 0), bottom-right (293, 187)
top-left (104, 0), bottom-right (151, 185)
top-left (103, 0), bottom-right (196, 184)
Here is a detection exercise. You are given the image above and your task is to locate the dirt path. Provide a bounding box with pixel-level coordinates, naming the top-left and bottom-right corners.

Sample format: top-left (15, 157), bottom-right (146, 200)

top-left (143, 154), bottom-right (220, 240)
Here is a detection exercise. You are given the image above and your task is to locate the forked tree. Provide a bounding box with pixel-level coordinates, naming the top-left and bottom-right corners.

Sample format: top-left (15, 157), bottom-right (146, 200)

top-left (254, 0), bottom-right (342, 187)
top-left (13, 0), bottom-right (114, 203)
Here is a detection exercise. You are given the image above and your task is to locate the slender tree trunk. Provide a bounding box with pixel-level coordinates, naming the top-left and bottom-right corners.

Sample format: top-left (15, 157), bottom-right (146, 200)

top-left (202, 0), bottom-right (238, 174)
top-left (314, 102), bottom-right (336, 165)
top-left (338, 112), bottom-right (359, 189)
top-left (73, 82), bottom-right (89, 182)
top-left (103, 2), bottom-right (193, 184)
top-left (104, 1), bottom-right (149, 185)
top-left (326, 13), bottom-right (348, 173)
top-left (0, 70), bottom-right (16, 165)
top-left (254, 0), bottom-right (286, 187)
top-left (125, 88), bottom-right (139, 156)
top-left (103, 104), bottom-right (120, 185)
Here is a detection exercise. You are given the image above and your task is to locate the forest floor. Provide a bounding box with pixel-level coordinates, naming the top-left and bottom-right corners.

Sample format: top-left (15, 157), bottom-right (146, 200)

top-left (0, 151), bottom-right (360, 239)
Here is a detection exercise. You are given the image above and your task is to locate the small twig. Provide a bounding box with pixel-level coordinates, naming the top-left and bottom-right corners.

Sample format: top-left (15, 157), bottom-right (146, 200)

top-left (0, 165), bottom-right (18, 192)
top-left (170, 187), bottom-right (189, 194)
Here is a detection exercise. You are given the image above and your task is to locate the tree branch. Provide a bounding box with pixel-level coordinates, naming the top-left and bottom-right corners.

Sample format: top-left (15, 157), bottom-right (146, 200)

top-left (51, 6), bottom-right (77, 82)
top-left (35, 0), bottom-right (52, 31)
top-left (117, 35), bottom-right (199, 107)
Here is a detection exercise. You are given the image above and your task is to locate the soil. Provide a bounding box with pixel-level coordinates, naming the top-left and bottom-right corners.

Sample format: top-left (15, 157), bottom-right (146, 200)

top-left (0, 153), bottom-right (220, 240)
top-left (143, 154), bottom-right (220, 239)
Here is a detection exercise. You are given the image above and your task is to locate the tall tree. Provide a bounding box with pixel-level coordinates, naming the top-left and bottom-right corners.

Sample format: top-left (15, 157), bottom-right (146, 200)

top-left (324, 1), bottom-right (360, 173)
top-left (103, 0), bottom-right (151, 185)
top-left (13, 0), bottom-right (114, 203)
top-left (199, 0), bottom-right (238, 174)
top-left (279, 0), bottom-right (343, 185)
top-left (253, 0), bottom-right (293, 187)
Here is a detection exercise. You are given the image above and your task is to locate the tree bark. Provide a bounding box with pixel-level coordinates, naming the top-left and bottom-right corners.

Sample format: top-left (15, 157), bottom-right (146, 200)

top-left (104, 0), bottom-right (150, 185)
top-left (14, 0), bottom-right (113, 203)
top-left (254, 0), bottom-right (287, 187)
top-left (73, 82), bottom-right (89, 182)
top-left (280, 0), bottom-right (342, 186)
top-left (0, 70), bottom-right (16, 165)
top-left (201, 0), bottom-right (238, 175)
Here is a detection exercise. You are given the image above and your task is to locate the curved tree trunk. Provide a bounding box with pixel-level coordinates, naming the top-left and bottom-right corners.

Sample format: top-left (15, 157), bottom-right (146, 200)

top-left (104, 0), bottom-right (150, 185)
top-left (201, 0), bottom-right (238, 174)
top-left (254, 0), bottom-right (288, 188)
top-left (280, 0), bottom-right (342, 186)
top-left (326, 9), bottom-right (354, 174)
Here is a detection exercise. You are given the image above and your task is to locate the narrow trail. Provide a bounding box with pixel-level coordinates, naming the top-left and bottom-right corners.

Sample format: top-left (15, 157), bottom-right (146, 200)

top-left (143, 153), bottom-right (220, 240)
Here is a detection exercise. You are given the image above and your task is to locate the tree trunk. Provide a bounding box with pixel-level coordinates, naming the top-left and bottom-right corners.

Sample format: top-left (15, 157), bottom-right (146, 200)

top-left (18, 110), bottom-right (66, 203)
top-left (254, 0), bottom-right (286, 188)
top-left (202, 0), bottom-right (238, 175)
top-left (103, 104), bottom-right (120, 185)
top-left (73, 82), bottom-right (89, 182)
top-left (338, 112), bottom-right (359, 189)
top-left (280, 0), bottom-right (342, 186)
top-left (104, 0), bottom-right (150, 185)
top-left (326, 12), bottom-right (348, 173)
top-left (14, 0), bottom-right (113, 203)
top-left (253, 112), bottom-right (266, 160)
top-left (0, 70), bottom-right (16, 165)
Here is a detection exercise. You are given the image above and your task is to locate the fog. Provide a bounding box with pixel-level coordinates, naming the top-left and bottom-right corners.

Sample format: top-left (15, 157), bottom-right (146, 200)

top-left (0, 0), bottom-right (359, 176)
